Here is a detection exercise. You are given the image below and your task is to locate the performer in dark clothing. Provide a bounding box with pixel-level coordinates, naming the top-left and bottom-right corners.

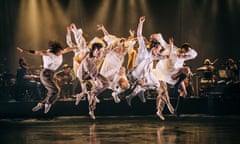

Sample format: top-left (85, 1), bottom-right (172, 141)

top-left (15, 57), bottom-right (42, 101)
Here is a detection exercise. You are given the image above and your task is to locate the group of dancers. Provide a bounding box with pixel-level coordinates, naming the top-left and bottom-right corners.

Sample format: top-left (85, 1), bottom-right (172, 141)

top-left (16, 16), bottom-right (197, 120)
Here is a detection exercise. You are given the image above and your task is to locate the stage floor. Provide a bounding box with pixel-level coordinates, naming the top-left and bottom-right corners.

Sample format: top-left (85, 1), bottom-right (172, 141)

top-left (0, 115), bottom-right (239, 144)
top-left (0, 97), bottom-right (210, 118)
top-left (0, 95), bottom-right (240, 119)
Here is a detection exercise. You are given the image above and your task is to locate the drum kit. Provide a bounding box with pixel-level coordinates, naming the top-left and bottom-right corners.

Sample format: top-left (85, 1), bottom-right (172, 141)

top-left (194, 59), bottom-right (219, 96)
top-left (194, 58), bottom-right (238, 96)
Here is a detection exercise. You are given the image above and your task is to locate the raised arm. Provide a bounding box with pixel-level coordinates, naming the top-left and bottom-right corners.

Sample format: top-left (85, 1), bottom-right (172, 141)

top-left (124, 29), bottom-right (137, 54)
top-left (97, 24), bottom-right (110, 36)
top-left (135, 16), bottom-right (148, 64)
top-left (150, 33), bottom-right (169, 49)
top-left (183, 48), bottom-right (198, 60)
top-left (168, 37), bottom-right (174, 58)
top-left (97, 24), bottom-right (118, 47)
top-left (70, 23), bottom-right (86, 47)
top-left (66, 26), bottom-right (74, 47)
top-left (137, 16), bottom-right (145, 37)
top-left (70, 23), bottom-right (78, 33)
top-left (129, 29), bottom-right (135, 39)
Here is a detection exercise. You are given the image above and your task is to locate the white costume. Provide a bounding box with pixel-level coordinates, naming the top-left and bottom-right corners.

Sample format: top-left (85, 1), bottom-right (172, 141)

top-left (111, 73), bottom-right (128, 99)
top-left (66, 26), bottom-right (89, 74)
top-left (42, 53), bottom-right (63, 71)
top-left (99, 34), bottom-right (135, 103)
top-left (100, 34), bottom-right (135, 81)
top-left (154, 35), bottom-right (198, 85)
top-left (131, 35), bottom-right (166, 87)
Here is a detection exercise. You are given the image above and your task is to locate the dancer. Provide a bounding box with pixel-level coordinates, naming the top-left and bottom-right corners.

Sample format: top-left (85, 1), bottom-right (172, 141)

top-left (155, 37), bottom-right (175, 120)
top-left (17, 40), bottom-right (76, 114)
top-left (66, 23), bottom-right (89, 73)
top-left (66, 23), bottom-right (89, 100)
top-left (97, 24), bottom-right (135, 103)
top-left (76, 42), bottom-right (110, 119)
top-left (126, 16), bottom-right (169, 106)
top-left (153, 33), bottom-right (198, 117)
top-left (127, 29), bottom-right (138, 71)
top-left (74, 37), bottom-right (106, 105)
top-left (156, 80), bottom-right (175, 120)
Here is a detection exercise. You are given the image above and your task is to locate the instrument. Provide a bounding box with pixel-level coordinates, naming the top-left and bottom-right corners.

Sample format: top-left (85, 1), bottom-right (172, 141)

top-left (196, 66), bottom-right (208, 71)
top-left (28, 74), bottom-right (40, 83)
top-left (210, 58), bottom-right (218, 65)
top-left (197, 58), bottom-right (218, 71)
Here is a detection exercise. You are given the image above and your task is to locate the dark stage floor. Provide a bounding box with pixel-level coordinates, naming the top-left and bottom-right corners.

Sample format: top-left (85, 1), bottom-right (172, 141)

top-left (1, 81), bottom-right (240, 118)
top-left (0, 115), bottom-right (239, 144)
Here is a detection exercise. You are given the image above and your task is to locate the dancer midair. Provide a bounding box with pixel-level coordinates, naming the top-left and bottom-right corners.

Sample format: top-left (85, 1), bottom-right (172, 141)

top-left (97, 24), bottom-right (135, 103)
top-left (126, 16), bottom-right (170, 107)
top-left (76, 42), bottom-right (110, 119)
top-left (153, 33), bottom-right (198, 117)
top-left (17, 40), bottom-right (76, 114)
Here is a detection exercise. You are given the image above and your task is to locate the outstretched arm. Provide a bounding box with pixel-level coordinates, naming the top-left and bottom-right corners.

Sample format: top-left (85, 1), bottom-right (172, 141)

top-left (16, 47), bottom-right (49, 56)
top-left (17, 46), bottom-right (77, 56)
top-left (61, 46), bottom-right (77, 54)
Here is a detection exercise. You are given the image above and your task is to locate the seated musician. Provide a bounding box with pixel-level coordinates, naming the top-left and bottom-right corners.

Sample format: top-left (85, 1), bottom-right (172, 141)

top-left (225, 58), bottom-right (239, 81)
top-left (15, 57), bottom-right (42, 101)
top-left (55, 64), bottom-right (74, 100)
top-left (198, 58), bottom-right (217, 96)
top-left (203, 59), bottom-right (215, 71)
top-left (198, 58), bottom-right (216, 83)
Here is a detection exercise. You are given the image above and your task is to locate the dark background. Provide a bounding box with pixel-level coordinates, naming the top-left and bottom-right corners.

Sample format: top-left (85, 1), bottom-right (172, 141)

top-left (0, 0), bottom-right (240, 75)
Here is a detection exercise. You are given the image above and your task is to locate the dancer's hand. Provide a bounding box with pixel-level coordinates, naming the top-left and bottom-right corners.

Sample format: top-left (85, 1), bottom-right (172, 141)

top-left (16, 47), bottom-right (23, 52)
top-left (97, 24), bottom-right (104, 31)
top-left (139, 16), bottom-right (145, 23)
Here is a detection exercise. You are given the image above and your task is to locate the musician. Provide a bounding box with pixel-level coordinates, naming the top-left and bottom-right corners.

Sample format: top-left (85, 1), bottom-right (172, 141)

top-left (198, 58), bottom-right (217, 96)
top-left (225, 58), bottom-right (239, 81)
top-left (196, 58), bottom-right (216, 82)
top-left (202, 59), bottom-right (216, 81)
top-left (203, 59), bottom-right (215, 71)
top-left (55, 64), bottom-right (74, 100)
top-left (15, 57), bottom-right (42, 101)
